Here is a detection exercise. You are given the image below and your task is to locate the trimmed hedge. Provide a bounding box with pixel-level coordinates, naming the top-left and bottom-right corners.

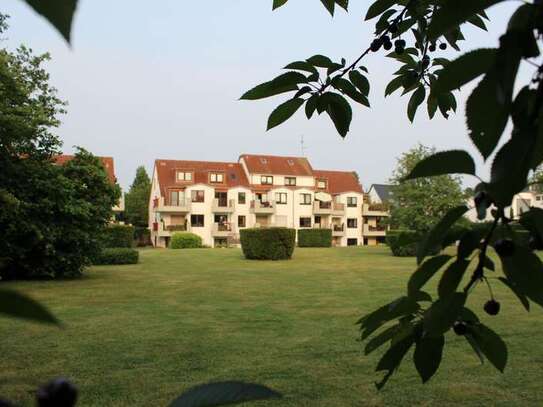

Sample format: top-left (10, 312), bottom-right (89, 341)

top-left (170, 232), bottom-right (202, 249)
top-left (386, 230), bottom-right (421, 257)
top-left (93, 248), bottom-right (139, 265)
top-left (240, 227), bottom-right (296, 260)
top-left (102, 224), bottom-right (134, 248)
top-left (298, 229), bottom-right (332, 247)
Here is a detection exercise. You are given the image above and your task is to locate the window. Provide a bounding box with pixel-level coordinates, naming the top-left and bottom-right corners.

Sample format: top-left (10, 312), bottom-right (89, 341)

top-left (176, 171), bottom-right (192, 181)
top-left (347, 218), bottom-right (358, 228)
top-left (285, 177), bottom-right (296, 186)
top-left (314, 215), bottom-right (321, 224)
top-left (347, 196), bottom-right (358, 207)
top-left (170, 190), bottom-right (179, 206)
top-left (275, 192), bottom-right (287, 204)
top-left (261, 175), bottom-right (273, 185)
top-left (191, 214), bottom-right (204, 227)
top-left (317, 179), bottom-right (327, 189)
top-left (260, 158), bottom-right (268, 164)
top-left (300, 193), bottom-right (312, 205)
top-left (210, 173), bottom-right (224, 183)
top-left (238, 192), bottom-right (246, 204)
top-left (238, 215), bottom-right (246, 228)
top-left (191, 190), bottom-right (205, 203)
top-left (299, 217), bottom-right (311, 228)
top-left (347, 238), bottom-right (358, 246)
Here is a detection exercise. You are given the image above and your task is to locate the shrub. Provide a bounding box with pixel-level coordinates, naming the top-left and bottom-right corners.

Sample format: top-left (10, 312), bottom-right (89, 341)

top-left (134, 226), bottom-right (151, 247)
top-left (386, 230), bottom-right (421, 257)
top-left (298, 229), bottom-right (332, 247)
top-left (102, 224), bottom-right (134, 248)
top-left (170, 232), bottom-right (202, 249)
top-left (93, 248), bottom-right (139, 265)
top-left (240, 227), bottom-right (296, 260)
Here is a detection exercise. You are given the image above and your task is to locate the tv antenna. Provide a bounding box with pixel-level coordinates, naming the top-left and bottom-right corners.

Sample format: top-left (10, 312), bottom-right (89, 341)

top-left (300, 134), bottom-right (307, 157)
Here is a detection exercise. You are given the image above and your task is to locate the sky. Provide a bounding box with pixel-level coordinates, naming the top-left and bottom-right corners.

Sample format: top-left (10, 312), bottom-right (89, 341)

top-left (2, 0), bottom-right (529, 191)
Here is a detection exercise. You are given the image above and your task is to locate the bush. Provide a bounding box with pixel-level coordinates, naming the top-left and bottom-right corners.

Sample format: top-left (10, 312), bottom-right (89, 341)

top-left (170, 232), bottom-right (202, 249)
top-left (134, 227), bottom-right (151, 247)
top-left (240, 227), bottom-right (296, 260)
top-left (298, 229), bottom-right (332, 247)
top-left (93, 248), bottom-right (139, 265)
top-left (386, 230), bottom-right (421, 257)
top-left (102, 224), bottom-right (134, 248)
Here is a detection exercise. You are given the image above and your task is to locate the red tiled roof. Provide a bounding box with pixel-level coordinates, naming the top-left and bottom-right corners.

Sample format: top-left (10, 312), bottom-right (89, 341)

top-left (54, 154), bottom-right (116, 184)
top-left (155, 159), bottom-right (249, 197)
top-left (240, 154), bottom-right (313, 176)
top-left (313, 170), bottom-right (363, 194)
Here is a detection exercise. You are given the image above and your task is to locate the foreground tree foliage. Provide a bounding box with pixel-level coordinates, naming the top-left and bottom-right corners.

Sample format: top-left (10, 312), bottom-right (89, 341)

top-left (242, 0), bottom-right (543, 389)
top-left (389, 144), bottom-right (465, 232)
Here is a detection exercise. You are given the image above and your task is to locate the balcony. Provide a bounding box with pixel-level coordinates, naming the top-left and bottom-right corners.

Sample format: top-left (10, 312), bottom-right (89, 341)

top-left (250, 200), bottom-right (275, 214)
top-left (154, 196), bottom-right (191, 213)
top-left (362, 203), bottom-right (390, 217)
top-left (313, 201), bottom-right (345, 215)
top-left (332, 224), bottom-right (345, 236)
top-left (212, 198), bottom-right (235, 213)
top-left (363, 224), bottom-right (387, 236)
top-left (156, 223), bottom-right (188, 237)
top-left (212, 222), bottom-right (236, 237)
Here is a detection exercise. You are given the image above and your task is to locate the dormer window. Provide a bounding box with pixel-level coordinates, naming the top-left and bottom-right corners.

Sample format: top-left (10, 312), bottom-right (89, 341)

top-left (317, 179), bottom-right (327, 189)
top-left (176, 171), bottom-right (192, 182)
top-left (261, 175), bottom-right (273, 185)
top-left (287, 159), bottom-right (294, 166)
top-left (210, 172), bottom-right (224, 183)
top-left (260, 158), bottom-right (268, 164)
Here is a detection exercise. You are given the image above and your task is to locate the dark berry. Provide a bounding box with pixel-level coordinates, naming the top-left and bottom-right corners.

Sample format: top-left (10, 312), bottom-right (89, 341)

top-left (370, 39), bottom-right (382, 52)
top-left (395, 39), bottom-right (406, 48)
top-left (37, 378), bottom-right (78, 407)
top-left (389, 22), bottom-right (398, 33)
top-left (453, 321), bottom-right (467, 336)
top-left (494, 239), bottom-right (515, 257)
top-left (439, 42), bottom-right (447, 50)
top-left (429, 43), bottom-right (436, 52)
top-left (484, 299), bottom-right (501, 316)
top-left (395, 46), bottom-right (405, 55)
top-left (383, 40), bottom-right (393, 51)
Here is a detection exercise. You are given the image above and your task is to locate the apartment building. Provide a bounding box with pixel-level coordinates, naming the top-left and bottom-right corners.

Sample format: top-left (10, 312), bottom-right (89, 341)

top-left (148, 154), bottom-right (374, 248)
top-left (54, 154), bottom-right (124, 215)
top-left (363, 184), bottom-right (391, 245)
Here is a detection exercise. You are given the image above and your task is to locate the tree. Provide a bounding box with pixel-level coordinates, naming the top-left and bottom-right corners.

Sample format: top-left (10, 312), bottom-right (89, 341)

top-left (14, 0), bottom-right (543, 395)
top-left (124, 166), bottom-right (151, 227)
top-left (389, 144), bottom-right (464, 232)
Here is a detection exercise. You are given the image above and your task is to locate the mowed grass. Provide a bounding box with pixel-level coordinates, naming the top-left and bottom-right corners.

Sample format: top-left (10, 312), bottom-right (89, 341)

top-left (2, 247), bottom-right (543, 406)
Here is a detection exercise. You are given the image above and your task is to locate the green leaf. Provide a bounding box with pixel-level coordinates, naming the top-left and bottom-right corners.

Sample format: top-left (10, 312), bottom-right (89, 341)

top-left (468, 14), bottom-right (488, 31)
top-left (0, 288), bottom-right (60, 325)
top-left (272, 0), bottom-right (289, 10)
top-left (407, 255), bottom-right (452, 297)
top-left (414, 334), bottom-right (444, 383)
top-left (428, 0), bottom-right (506, 40)
top-left (404, 150), bottom-right (476, 180)
top-left (267, 98), bottom-right (305, 130)
top-left (365, 0), bottom-right (396, 21)
top-left (500, 245), bottom-right (543, 308)
top-left (307, 54), bottom-right (334, 68)
top-left (407, 85), bottom-right (425, 122)
top-left (349, 70), bottom-right (370, 96)
top-left (417, 205), bottom-right (469, 264)
top-left (498, 277), bottom-right (530, 312)
top-left (332, 78), bottom-right (369, 107)
top-left (427, 94), bottom-right (438, 119)
top-left (324, 93), bottom-right (352, 137)
top-left (470, 323), bottom-right (508, 372)
top-left (431, 49), bottom-right (496, 95)
top-left (375, 333), bottom-right (415, 390)
top-left (465, 334), bottom-right (485, 365)
top-left (423, 292), bottom-right (467, 336)
top-left (305, 94), bottom-right (319, 119)
top-left (24, 0), bottom-right (78, 43)
top-left (283, 61), bottom-right (318, 75)
top-left (385, 76), bottom-right (404, 97)
top-left (364, 324), bottom-right (399, 355)
top-left (457, 230), bottom-right (481, 259)
top-left (240, 72), bottom-right (306, 100)
top-left (320, 0), bottom-right (335, 15)
top-left (168, 381), bottom-right (282, 407)
top-left (520, 208), bottom-right (543, 242)
top-left (358, 296), bottom-right (419, 340)
top-left (438, 259), bottom-right (470, 299)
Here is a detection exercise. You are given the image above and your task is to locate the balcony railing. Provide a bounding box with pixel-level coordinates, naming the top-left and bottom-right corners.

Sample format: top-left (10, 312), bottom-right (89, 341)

top-left (250, 200), bottom-right (275, 214)
top-left (166, 224), bottom-right (188, 232)
top-left (313, 201), bottom-right (345, 215)
top-left (155, 196), bottom-right (191, 213)
top-left (363, 224), bottom-right (387, 235)
top-left (212, 222), bottom-right (235, 236)
top-left (332, 223), bottom-right (345, 236)
top-left (362, 203), bottom-right (390, 216)
top-left (212, 198), bottom-right (235, 213)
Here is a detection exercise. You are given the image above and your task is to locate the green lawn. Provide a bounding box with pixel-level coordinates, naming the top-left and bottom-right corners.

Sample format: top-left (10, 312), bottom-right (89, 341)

top-left (2, 247), bottom-right (543, 406)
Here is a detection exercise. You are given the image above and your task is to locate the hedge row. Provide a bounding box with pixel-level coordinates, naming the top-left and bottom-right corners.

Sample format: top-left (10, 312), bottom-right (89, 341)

top-left (297, 229), bottom-right (332, 247)
top-left (93, 248), bottom-right (139, 265)
top-left (386, 230), bottom-right (421, 257)
top-left (170, 232), bottom-right (202, 249)
top-left (102, 224), bottom-right (135, 248)
top-left (240, 227), bottom-right (296, 260)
